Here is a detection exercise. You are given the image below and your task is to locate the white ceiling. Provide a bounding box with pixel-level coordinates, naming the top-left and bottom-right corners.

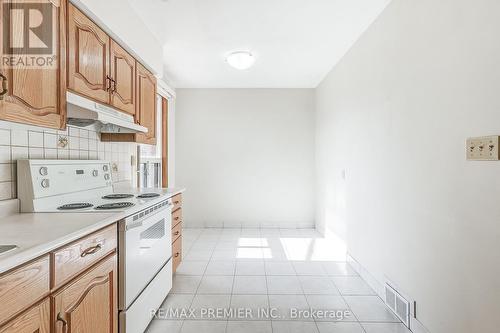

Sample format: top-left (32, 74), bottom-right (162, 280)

top-left (128, 0), bottom-right (391, 88)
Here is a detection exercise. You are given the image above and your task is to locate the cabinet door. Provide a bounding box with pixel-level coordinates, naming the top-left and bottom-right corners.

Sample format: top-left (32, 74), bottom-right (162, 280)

top-left (53, 254), bottom-right (117, 333)
top-left (110, 40), bottom-right (135, 115)
top-left (135, 62), bottom-right (157, 145)
top-left (0, 298), bottom-right (50, 333)
top-left (0, 0), bottom-right (66, 129)
top-left (67, 4), bottom-right (110, 104)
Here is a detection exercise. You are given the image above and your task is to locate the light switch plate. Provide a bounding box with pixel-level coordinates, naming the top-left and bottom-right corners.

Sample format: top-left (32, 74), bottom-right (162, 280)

top-left (466, 136), bottom-right (500, 160)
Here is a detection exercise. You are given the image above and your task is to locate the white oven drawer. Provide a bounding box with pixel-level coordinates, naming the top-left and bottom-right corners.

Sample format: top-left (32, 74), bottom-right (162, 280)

top-left (119, 259), bottom-right (172, 333)
top-left (119, 202), bottom-right (172, 310)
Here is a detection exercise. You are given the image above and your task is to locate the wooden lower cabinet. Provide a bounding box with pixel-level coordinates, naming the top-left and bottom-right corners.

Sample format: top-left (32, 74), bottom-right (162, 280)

top-left (171, 194), bottom-right (183, 274)
top-left (52, 254), bottom-right (117, 333)
top-left (0, 298), bottom-right (50, 333)
top-left (0, 256), bottom-right (50, 327)
top-left (172, 236), bottom-right (182, 273)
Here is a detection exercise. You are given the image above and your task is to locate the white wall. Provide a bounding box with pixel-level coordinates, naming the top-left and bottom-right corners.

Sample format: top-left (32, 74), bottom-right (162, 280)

top-left (176, 89), bottom-right (315, 228)
top-left (315, 1), bottom-right (500, 332)
top-left (72, 0), bottom-right (163, 74)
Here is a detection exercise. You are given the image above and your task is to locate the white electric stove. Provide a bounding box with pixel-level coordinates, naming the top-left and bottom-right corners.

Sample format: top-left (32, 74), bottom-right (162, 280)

top-left (17, 159), bottom-right (167, 213)
top-left (17, 159), bottom-right (174, 333)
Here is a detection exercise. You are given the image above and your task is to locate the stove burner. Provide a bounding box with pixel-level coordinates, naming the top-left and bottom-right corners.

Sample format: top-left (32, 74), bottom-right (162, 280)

top-left (102, 194), bottom-right (135, 199)
top-left (57, 203), bottom-right (93, 210)
top-left (95, 202), bottom-right (135, 210)
top-left (137, 193), bottom-right (160, 199)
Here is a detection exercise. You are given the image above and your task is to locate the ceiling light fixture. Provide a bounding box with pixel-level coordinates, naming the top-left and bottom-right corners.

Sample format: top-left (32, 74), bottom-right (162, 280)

top-left (225, 51), bottom-right (255, 70)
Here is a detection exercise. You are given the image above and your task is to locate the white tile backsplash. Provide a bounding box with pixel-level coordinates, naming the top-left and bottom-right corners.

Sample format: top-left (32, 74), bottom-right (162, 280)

top-left (79, 128), bottom-right (89, 138)
top-left (79, 137), bottom-right (89, 150)
top-left (11, 129), bottom-right (28, 146)
top-left (11, 146), bottom-right (28, 160)
top-left (28, 147), bottom-right (44, 159)
top-left (0, 129), bottom-right (10, 145)
top-left (57, 149), bottom-right (69, 159)
top-left (69, 136), bottom-right (79, 150)
top-left (79, 150), bottom-right (89, 159)
top-left (28, 131), bottom-right (44, 148)
top-left (0, 124), bottom-right (137, 200)
top-left (0, 182), bottom-right (12, 200)
top-left (0, 146), bottom-right (10, 163)
top-left (43, 133), bottom-right (57, 149)
top-left (44, 148), bottom-right (58, 159)
top-left (68, 126), bottom-right (79, 137)
top-left (0, 164), bottom-right (12, 182)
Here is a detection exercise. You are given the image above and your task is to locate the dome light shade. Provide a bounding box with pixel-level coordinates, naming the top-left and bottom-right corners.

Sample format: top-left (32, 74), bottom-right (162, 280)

top-left (226, 51), bottom-right (255, 70)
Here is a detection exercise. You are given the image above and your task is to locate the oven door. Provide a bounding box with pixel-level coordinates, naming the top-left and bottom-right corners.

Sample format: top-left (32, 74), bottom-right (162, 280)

top-left (119, 203), bottom-right (172, 310)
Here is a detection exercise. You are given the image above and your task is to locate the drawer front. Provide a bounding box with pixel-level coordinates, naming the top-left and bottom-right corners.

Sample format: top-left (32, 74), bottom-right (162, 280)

top-left (172, 194), bottom-right (182, 212)
top-left (172, 208), bottom-right (182, 227)
top-left (172, 236), bottom-right (182, 273)
top-left (0, 298), bottom-right (50, 333)
top-left (0, 256), bottom-right (50, 326)
top-left (52, 224), bottom-right (117, 289)
top-left (171, 220), bottom-right (182, 243)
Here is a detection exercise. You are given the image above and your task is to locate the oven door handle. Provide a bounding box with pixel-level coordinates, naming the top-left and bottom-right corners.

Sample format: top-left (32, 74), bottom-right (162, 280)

top-left (126, 221), bottom-right (143, 230)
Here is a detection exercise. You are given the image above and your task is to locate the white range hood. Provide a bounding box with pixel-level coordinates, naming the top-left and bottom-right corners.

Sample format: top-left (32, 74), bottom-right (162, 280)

top-left (66, 91), bottom-right (148, 134)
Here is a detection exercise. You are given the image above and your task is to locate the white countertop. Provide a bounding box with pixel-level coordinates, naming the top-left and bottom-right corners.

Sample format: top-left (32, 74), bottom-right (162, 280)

top-left (0, 187), bottom-right (184, 274)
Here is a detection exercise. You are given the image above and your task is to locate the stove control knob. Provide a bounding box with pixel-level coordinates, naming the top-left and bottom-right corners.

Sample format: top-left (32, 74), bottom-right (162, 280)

top-left (104, 174), bottom-right (110, 180)
top-left (103, 165), bottom-right (109, 172)
top-left (92, 170), bottom-right (99, 177)
top-left (39, 167), bottom-right (48, 176)
top-left (41, 179), bottom-right (50, 188)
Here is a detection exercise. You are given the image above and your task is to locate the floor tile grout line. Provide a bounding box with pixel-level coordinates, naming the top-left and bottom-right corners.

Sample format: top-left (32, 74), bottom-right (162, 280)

top-left (178, 228), bottom-right (401, 333)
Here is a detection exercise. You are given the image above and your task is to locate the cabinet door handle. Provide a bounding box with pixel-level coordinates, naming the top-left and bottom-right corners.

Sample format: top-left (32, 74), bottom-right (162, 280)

top-left (106, 75), bottom-right (112, 91)
top-left (0, 73), bottom-right (8, 100)
top-left (174, 252), bottom-right (180, 258)
top-left (173, 231), bottom-right (180, 236)
top-left (174, 217), bottom-right (180, 221)
top-left (80, 244), bottom-right (102, 257)
top-left (57, 312), bottom-right (68, 332)
top-left (112, 78), bottom-right (117, 93)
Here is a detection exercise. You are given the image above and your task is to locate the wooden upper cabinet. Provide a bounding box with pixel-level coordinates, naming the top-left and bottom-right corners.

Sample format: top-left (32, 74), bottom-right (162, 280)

top-left (0, 0), bottom-right (67, 129)
top-left (110, 40), bottom-right (135, 115)
top-left (135, 62), bottom-right (157, 144)
top-left (67, 3), bottom-right (110, 104)
top-left (53, 254), bottom-right (117, 333)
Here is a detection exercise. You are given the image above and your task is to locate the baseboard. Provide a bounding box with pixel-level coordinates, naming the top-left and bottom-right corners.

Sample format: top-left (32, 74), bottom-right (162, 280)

top-left (410, 317), bottom-right (431, 333)
top-left (346, 253), bottom-right (385, 297)
top-left (183, 221), bottom-right (315, 229)
top-left (346, 253), bottom-right (431, 333)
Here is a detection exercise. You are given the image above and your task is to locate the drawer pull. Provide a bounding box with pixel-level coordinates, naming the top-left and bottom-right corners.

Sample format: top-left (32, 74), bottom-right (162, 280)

top-left (80, 244), bottom-right (102, 257)
top-left (57, 313), bottom-right (68, 332)
top-left (174, 201), bottom-right (180, 205)
top-left (174, 252), bottom-right (180, 258)
top-left (173, 231), bottom-right (180, 236)
top-left (174, 217), bottom-right (180, 221)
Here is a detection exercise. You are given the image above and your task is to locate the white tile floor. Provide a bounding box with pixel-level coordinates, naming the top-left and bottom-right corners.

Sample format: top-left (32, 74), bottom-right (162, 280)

top-left (146, 228), bottom-right (411, 333)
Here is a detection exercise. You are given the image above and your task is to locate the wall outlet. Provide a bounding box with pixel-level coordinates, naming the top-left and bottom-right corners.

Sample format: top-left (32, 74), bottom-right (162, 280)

top-left (466, 136), bottom-right (500, 160)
